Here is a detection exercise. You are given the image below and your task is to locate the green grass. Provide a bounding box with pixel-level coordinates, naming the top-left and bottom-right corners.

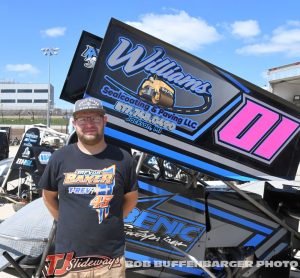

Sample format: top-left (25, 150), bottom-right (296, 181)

top-left (0, 117), bottom-right (68, 125)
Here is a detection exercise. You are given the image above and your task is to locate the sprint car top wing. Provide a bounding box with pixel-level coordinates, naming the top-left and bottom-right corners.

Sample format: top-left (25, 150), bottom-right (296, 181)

top-left (61, 18), bottom-right (300, 181)
top-left (60, 31), bottom-right (103, 103)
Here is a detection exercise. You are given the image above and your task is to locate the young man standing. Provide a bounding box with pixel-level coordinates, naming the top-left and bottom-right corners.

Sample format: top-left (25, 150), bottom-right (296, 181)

top-left (39, 97), bottom-right (138, 277)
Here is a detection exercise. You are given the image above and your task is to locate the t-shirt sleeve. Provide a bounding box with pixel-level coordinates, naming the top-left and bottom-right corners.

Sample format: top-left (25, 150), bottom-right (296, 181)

top-left (124, 155), bottom-right (139, 194)
top-left (38, 153), bottom-right (59, 192)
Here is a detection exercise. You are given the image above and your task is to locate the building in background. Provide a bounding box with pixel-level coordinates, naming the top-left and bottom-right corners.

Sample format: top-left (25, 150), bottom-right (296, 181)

top-left (267, 62), bottom-right (300, 107)
top-left (0, 82), bottom-right (54, 112)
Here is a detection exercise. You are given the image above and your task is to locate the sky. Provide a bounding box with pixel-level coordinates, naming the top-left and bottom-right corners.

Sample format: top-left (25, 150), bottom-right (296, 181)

top-left (1, 0), bottom-right (300, 109)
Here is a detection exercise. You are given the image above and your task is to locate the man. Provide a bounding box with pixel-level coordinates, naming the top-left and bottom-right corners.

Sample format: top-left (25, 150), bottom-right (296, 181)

top-left (39, 97), bottom-right (138, 277)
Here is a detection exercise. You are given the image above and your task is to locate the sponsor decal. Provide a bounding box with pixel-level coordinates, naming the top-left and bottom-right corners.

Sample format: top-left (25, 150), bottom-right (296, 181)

top-left (22, 147), bottom-right (31, 158)
top-left (44, 252), bottom-right (121, 277)
top-left (89, 31), bottom-right (241, 137)
top-left (38, 151), bottom-right (52, 165)
top-left (23, 132), bottom-right (39, 144)
top-left (106, 37), bottom-right (212, 113)
top-left (124, 195), bottom-right (205, 255)
top-left (15, 158), bottom-right (33, 167)
top-left (98, 34), bottom-right (218, 136)
top-left (102, 84), bottom-right (199, 134)
top-left (81, 45), bottom-right (99, 68)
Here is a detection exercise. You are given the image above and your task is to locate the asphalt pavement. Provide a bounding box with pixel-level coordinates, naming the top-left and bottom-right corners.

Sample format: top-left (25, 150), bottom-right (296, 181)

top-left (9, 145), bottom-right (19, 158)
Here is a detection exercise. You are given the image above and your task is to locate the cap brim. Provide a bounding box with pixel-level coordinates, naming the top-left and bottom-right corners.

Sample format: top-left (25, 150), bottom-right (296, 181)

top-left (73, 108), bottom-right (105, 116)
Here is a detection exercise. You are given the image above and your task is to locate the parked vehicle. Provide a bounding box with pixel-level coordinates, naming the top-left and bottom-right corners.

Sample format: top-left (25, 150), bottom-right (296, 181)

top-left (0, 157), bottom-right (13, 186)
top-left (24, 124), bottom-right (68, 149)
top-left (0, 127), bottom-right (11, 140)
top-left (0, 130), bottom-right (9, 161)
top-left (0, 131), bottom-right (299, 277)
top-left (42, 133), bottom-right (65, 148)
top-left (1, 152), bottom-right (300, 277)
top-left (1, 127), bottom-right (55, 205)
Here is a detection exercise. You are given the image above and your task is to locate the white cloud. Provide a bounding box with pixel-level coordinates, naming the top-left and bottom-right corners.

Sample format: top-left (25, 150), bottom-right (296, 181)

top-left (236, 21), bottom-right (300, 57)
top-left (286, 20), bottom-right (300, 27)
top-left (126, 11), bottom-right (222, 51)
top-left (231, 20), bottom-right (261, 38)
top-left (5, 64), bottom-right (39, 75)
top-left (41, 27), bottom-right (66, 37)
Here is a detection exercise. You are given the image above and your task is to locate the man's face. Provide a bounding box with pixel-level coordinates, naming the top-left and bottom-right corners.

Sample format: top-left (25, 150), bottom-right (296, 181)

top-left (73, 111), bottom-right (107, 146)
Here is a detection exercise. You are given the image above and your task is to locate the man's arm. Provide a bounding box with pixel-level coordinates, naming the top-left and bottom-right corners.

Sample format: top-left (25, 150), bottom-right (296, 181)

top-left (123, 190), bottom-right (138, 218)
top-left (43, 189), bottom-right (59, 221)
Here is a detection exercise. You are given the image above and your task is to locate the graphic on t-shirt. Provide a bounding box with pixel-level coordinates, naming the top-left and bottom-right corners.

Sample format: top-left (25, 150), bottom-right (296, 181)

top-left (63, 165), bottom-right (116, 224)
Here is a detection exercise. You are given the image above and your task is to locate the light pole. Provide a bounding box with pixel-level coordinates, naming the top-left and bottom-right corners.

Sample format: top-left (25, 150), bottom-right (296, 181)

top-left (41, 47), bottom-right (59, 127)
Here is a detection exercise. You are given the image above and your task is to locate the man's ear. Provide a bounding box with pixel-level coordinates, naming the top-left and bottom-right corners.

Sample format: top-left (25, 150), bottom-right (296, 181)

top-left (103, 115), bottom-right (108, 126)
top-left (72, 117), bottom-right (76, 128)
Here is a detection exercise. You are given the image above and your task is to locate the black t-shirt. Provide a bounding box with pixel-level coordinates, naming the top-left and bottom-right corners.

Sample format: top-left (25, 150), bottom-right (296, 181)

top-left (38, 143), bottom-right (138, 257)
